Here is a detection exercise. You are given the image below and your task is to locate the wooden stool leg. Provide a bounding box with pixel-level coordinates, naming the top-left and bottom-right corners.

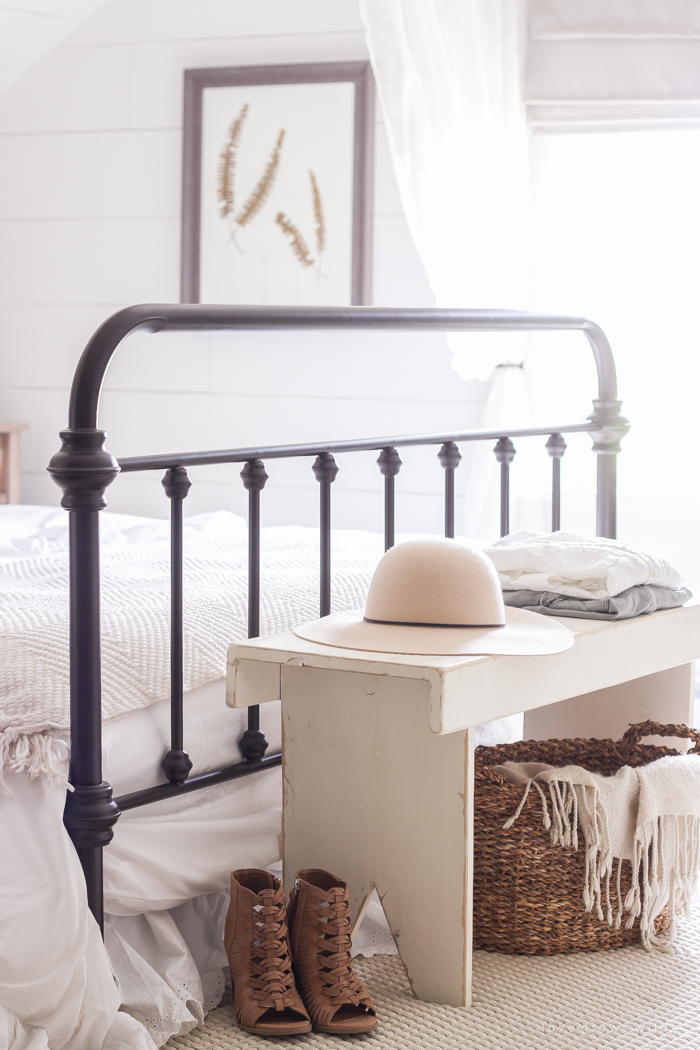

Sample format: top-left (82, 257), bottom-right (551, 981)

top-left (524, 663), bottom-right (695, 743)
top-left (281, 663), bottom-right (474, 1007)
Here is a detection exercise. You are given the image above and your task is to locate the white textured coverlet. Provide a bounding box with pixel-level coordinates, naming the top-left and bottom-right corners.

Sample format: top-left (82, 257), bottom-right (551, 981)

top-left (0, 507), bottom-right (384, 785)
top-left (485, 530), bottom-right (685, 600)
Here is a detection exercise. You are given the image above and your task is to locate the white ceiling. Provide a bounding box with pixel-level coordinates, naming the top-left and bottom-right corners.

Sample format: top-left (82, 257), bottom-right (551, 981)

top-left (0, 1), bottom-right (110, 95)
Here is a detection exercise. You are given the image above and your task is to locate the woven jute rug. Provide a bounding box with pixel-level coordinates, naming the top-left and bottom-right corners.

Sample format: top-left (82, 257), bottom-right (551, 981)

top-left (169, 911), bottom-right (700, 1049)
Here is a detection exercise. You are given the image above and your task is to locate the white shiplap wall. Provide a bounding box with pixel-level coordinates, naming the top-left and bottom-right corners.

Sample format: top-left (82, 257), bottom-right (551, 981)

top-left (0, 0), bottom-right (485, 531)
top-left (0, 0), bottom-right (111, 94)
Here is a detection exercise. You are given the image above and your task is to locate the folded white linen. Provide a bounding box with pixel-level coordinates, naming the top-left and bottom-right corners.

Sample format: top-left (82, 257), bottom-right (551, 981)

top-left (485, 529), bottom-right (685, 600)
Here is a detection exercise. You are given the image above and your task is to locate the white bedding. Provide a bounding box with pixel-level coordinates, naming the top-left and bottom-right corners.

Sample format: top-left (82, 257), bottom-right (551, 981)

top-left (0, 505), bottom-right (386, 786)
top-left (0, 506), bottom-right (379, 1050)
top-left (102, 681), bottom-right (281, 796)
top-left (0, 506), bottom-right (522, 1050)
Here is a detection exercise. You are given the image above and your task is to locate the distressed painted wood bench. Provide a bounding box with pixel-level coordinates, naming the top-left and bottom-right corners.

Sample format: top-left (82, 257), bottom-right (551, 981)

top-left (227, 599), bottom-right (700, 1007)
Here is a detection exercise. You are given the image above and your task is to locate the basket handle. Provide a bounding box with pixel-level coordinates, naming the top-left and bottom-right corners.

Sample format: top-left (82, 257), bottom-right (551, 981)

top-left (620, 720), bottom-right (700, 755)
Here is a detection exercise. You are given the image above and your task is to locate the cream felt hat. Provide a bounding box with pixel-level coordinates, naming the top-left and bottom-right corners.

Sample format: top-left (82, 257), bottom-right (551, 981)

top-left (294, 537), bottom-right (574, 657)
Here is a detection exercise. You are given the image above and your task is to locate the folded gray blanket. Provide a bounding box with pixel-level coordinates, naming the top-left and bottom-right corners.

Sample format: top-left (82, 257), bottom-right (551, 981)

top-left (502, 584), bottom-right (692, 620)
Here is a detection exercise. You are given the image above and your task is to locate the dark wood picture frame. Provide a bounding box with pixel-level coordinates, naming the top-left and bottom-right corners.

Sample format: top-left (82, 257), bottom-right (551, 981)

top-left (181, 61), bottom-right (374, 305)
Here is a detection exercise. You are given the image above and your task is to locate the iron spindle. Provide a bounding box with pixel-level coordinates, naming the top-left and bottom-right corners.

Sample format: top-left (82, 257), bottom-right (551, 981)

top-left (494, 437), bottom-right (516, 538)
top-left (239, 459), bottom-right (269, 761)
top-left (312, 452), bottom-right (339, 616)
top-left (438, 442), bottom-right (462, 539)
top-left (545, 432), bottom-right (567, 532)
top-left (161, 466), bottom-right (193, 785)
top-left (377, 447), bottom-right (402, 551)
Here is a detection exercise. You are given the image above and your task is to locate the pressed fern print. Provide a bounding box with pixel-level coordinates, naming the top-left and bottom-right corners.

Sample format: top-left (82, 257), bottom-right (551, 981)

top-left (275, 213), bottom-right (315, 267)
top-left (217, 112), bottom-right (285, 249)
top-left (216, 107), bottom-right (330, 281)
top-left (235, 129), bottom-right (285, 228)
top-left (217, 104), bottom-right (249, 222)
top-left (309, 169), bottom-right (326, 255)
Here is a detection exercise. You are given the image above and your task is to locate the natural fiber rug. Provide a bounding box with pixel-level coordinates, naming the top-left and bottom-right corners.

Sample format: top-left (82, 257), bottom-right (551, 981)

top-left (169, 911), bottom-right (700, 1049)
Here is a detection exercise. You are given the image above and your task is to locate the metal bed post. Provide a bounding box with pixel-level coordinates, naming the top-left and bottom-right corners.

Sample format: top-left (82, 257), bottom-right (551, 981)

top-left (47, 431), bottom-right (120, 933)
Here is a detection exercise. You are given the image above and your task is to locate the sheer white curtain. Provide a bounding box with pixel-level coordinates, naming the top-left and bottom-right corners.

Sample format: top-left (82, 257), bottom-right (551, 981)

top-left (360, 0), bottom-right (530, 375)
top-left (360, 0), bottom-right (536, 540)
top-left (362, 1), bottom-right (700, 543)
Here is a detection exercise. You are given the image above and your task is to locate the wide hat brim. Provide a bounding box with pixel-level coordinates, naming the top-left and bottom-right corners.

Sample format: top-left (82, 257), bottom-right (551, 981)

top-left (293, 606), bottom-right (574, 657)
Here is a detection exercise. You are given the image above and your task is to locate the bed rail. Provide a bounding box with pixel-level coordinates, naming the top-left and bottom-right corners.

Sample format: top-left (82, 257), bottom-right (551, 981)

top-left (47, 305), bottom-right (629, 932)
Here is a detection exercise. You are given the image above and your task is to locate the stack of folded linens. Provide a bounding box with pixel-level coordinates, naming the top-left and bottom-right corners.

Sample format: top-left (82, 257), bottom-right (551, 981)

top-left (484, 530), bottom-right (691, 620)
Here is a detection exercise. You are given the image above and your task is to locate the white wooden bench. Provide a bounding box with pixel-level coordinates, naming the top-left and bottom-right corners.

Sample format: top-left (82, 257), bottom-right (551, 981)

top-left (227, 600), bottom-right (700, 1007)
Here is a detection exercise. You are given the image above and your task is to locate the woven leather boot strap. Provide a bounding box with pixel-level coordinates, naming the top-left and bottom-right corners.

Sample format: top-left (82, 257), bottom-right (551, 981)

top-left (316, 887), bottom-right (370, 1006)
top-left (249, 887), bottom-right (298, 1011)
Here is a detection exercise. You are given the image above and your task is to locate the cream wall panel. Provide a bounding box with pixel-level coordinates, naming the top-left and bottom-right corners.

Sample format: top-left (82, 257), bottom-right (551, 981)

top-left (0, 44), bottom-right (131, 132)
top-left (0, 303), bottom-right (116, 386)
top-left (19, 471), bottom-right (61, 506)
top-left (0, 10), bottom-right (76, 69)
top-left (0, 129), bottom-right (180, 219)
top-left (372, 215), bottom-right (435, 306)
top-left (103, 330), bottom-right (212, 394)
top-left (129, 33), bottom-right (368, 130)
top-left (7, 1), bottom-right (109, 16)
top-left (0, 0), bottom-right (479, 520)
top-left (0, 387), bottom-right (68, 472)
top-left (0, 73), bottom-right (19, 95)
top-left (67, 0), bottom-right (365, 47)
top-left (207, 329), bottom-right (475, 402)
top-left (0, 218), bottom-right (179, 303)
top-left (0, 1), bottom-right (111, 96)
top-left (98, 388), bottom-right (482, 459)
top-left (373, 122), bottom-right (403, 217)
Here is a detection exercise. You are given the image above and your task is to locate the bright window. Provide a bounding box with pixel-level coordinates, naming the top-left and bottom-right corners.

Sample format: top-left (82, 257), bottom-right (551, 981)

top-left (527, 127), bottom-right (700, 586)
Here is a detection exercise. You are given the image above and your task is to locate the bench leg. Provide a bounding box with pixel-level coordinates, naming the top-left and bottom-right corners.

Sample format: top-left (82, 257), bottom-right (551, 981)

top-left (281, 663), bottom-right (474, 1007)
top-left (524, 662), bottom-right (695, 743)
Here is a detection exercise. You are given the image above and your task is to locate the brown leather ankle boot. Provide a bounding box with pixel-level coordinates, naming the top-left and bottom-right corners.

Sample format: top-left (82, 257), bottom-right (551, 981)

top-left (224, 869), bottom-right (311, 1036)
top-left (288, 868), bottom-right (377, 1034)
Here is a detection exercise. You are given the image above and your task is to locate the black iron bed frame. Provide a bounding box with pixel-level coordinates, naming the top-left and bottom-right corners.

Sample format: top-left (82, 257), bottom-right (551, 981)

top-left (46, 305), bottom-right (629, 934)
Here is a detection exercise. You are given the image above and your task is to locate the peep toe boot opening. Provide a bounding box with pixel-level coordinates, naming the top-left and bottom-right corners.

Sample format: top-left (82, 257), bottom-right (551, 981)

top-left (288, 868), bottom-right (378, 1035)
top-left (224, 868), bottom-right (311, 1037)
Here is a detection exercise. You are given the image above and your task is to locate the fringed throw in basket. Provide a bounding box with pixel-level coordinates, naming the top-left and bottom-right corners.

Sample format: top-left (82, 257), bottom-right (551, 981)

top-left (473, 720), bottom-right (700, 955)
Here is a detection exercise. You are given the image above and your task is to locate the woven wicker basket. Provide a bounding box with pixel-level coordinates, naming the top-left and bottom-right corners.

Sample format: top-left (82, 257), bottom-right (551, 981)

top-left (473, 719), bottom-right (700, 955)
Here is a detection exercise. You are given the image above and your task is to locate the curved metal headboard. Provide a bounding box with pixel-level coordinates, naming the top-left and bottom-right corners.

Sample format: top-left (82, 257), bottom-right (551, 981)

top-left (46, 305), bottom-right (629, 930)
top-left (66, 304), bottom-right (619, 428)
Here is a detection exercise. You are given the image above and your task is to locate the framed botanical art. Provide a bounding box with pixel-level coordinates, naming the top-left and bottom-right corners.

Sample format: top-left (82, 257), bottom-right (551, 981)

top-left (181, 62), bottom-right (374, 306)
